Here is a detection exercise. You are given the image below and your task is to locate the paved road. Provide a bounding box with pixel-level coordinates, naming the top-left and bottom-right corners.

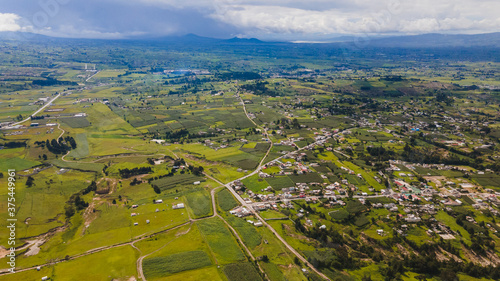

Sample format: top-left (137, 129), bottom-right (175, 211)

top-left (207, 173), bottom-right (331, 280)
top-left (6, 93), bottom-right (62, 128)
top-left (86, 71), bottom-right (100, 82)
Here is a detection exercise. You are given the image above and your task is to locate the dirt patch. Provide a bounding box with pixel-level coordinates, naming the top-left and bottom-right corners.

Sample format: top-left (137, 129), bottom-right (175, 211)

top-left (0, 247), bottom-right (10, 259)
top-left (423, 176), bottom-right (447, 187)
top-left (82, 197), bottom-right (103, 234)
top-left (24, 239), bottom-right (45, 256)
top-left (486, 250), bottom-right (500, 266)
top-left (96, 177), bottom-right (118, 194)
top-left (434, 250), bottom-right (450, 262)
top-left (461, 245), bottom-right (494, 266)
top-left (424, 81), bottom-right (454, 90)
top-left (395, 243), bottom-right (411, 257)
top-left (175, 224), bottom-right (192, 237)
top-left (283, 224), bottom-right (316, 245)
top-left (0, 238), bottom-right (46, 258)
top-left (438, 247), bottom-right (462, 263)
top-left (184, 154), bottom-right (221, 168)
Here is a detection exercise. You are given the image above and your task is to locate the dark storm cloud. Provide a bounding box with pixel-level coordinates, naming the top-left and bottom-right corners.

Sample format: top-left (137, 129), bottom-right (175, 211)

top-left (0, 0), bottom-right (238, 38)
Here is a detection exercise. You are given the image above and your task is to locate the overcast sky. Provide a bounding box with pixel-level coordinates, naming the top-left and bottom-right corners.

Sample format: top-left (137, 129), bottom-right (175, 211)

top-left (0, 0), bottom-right (498, 40)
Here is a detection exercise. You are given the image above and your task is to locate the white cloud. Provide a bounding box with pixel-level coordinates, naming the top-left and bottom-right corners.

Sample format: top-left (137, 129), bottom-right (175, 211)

top-left (207, 0), bottom-right (500, 35)
top-left (133, 0), bottom-right (213, 9)
top-left (2, 0), bottom-right (498, 39)
top-left (0, 13), bottom-right (22, 32)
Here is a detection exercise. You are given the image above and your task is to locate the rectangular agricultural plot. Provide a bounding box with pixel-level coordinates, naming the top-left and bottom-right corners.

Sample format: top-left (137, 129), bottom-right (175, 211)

top-left (217, 152), bottom-right (261, 170)
top-left (345, 174), bottom-right (366, 186)
top-left (240, 142), bottom-right (270, 154)
top-left (196, 218), bottom-right (246, 264)
top-left (329, 209), bottom-right (349, 221)
top-left (234, 158), bottom-right (259, 170)
top-left (151, 174), bottom-right (204, 191)
top-left (50, 159), bottom-right (104, 172)
top-left (0, 157), bottom-right (40, 172)
top-left (225, 216), bottom-right (262, 249)
top-left (241, 175), bottom-right (270, 193)
top-left (471, 174), bottom-right (500, 189)
top-left (143, 250), bottom-right (213, 279)
top-left (60, 117), bottom-right (91, 128)
top-left (185, 190), bottom-right (212, 218)
top-left (288, 172), bottom-right (324, 183)
top-left (223, 263), bottom-right (263, 281)
top-left (158, 266), bottom-right (224, 281)
top-left (52, 245), bottom-right (137, 280)
top-left (217, 189), bottom-right (239, 211)
top-left (265, 176), bottom-right (296, 190)
top-left (67, 133), bottom-right (90, 159)
top-left (179, 119), bottom-right (207, 130)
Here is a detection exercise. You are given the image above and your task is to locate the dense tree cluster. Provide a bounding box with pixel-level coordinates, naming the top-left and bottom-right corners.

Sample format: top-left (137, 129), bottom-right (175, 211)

top-left (65, 194), bottom-right (88, 218)
top-left (81, 181), bottom-right (97, 195)
top-left (188, 165), bottom-right (204, 176)
top-left (163, 128), bottom-right (217, 142)
top-left (32, 78), bottom-right (77, 86)
top-left (31, 115), bottom-right (48, 120)
top-left (2, 141), bottom-right (26, 148)
top-left (240, 81), bottom-right (278, 97)
top-left (43, 136), bottom-right (77, 154)
top-left (119, 167), bottom-right (153, 178)
top-left (26, 176), bottom-right (35, 187)
top-left (366, 146), bottom-right (396, 161)
top-left (275, 118), bottom-right (301, 130)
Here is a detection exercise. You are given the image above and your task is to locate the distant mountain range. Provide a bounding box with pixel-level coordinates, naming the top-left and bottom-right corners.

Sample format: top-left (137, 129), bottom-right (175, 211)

top-left (0, 31), bottom-right (499, 48)
top-left (142, 33), bottom-right (265, 45)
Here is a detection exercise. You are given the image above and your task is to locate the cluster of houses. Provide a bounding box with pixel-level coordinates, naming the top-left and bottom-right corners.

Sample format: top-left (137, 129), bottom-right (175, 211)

top-left (230, 206), bottom-right (252, 217)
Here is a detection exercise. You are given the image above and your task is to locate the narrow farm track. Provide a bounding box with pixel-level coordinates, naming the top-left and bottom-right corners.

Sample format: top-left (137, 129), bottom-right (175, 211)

top-left (133, 224), bottom-right (192, 281)
top-left (237, 92), bottom-right (273, 167)
top-left (85, 70), bottom-right (100, 82)
top-left (56, 123), bottom-right (65, 143)
top-left (130, 243), bottom-right (144, 280)
top-left (333, 148), bottom-right (352, 159)
top-left (0, 221), bottom-right (192, 275)
top-left (209, 185), bottom-right (267, 278)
